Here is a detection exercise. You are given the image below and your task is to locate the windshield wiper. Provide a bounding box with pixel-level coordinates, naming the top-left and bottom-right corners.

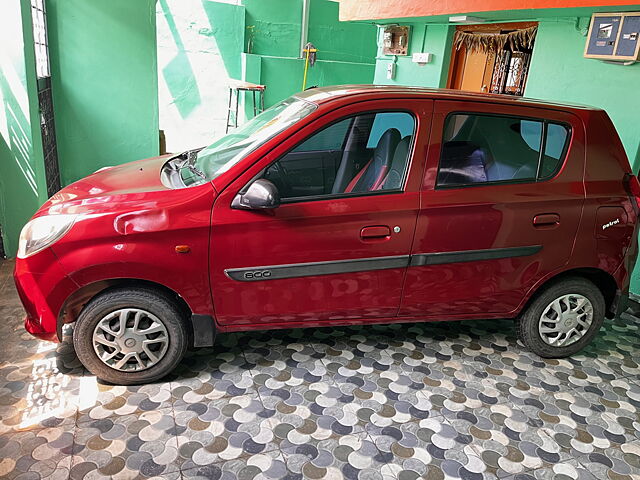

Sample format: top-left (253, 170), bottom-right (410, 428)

top-left (175, 149), bottom-right (206, 180)
top-left (173, 148), bottom-right (201, 165)
top-left (183, 162), bottom-right (205, 180)
top-left (186, 149), bottom-right (199, 165)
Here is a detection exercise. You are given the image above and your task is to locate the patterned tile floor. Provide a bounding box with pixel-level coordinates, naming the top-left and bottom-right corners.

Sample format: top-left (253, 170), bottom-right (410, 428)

top-left (1, 258), bottom-right (640, 479)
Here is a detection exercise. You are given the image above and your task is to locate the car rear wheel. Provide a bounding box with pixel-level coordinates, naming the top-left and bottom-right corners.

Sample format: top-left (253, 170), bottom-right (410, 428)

top-left (516, 277), bottom-right (605, 358)
top-left (73, 287), bottom-right (188, 385)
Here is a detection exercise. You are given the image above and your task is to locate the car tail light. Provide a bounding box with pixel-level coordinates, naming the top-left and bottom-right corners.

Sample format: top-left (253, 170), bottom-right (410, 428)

top-left (624, 173), bottom-right (640, 215)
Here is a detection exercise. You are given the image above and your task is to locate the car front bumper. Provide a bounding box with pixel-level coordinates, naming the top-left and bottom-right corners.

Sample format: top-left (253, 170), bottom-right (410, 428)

top-left (14, 248), bottom-right (78, 342)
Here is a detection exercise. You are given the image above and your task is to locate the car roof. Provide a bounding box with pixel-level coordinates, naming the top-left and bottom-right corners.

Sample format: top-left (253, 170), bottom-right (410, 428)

top-left (295, 85), bottom-right (602, 113)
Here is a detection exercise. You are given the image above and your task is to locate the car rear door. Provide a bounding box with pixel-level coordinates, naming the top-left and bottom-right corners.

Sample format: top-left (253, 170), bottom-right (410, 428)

top-left (400, 100), bottom-right (586, 318)
top-left (210, 98), bottom-right (433, 327)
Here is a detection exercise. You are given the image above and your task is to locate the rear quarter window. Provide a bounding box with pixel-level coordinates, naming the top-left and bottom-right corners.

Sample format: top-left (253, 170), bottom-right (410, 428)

top-left (539, 123), bottom-right (570, 179)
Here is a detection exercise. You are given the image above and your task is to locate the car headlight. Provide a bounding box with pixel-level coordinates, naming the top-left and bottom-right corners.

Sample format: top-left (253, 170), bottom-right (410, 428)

top-left (17, 214), bottom-right (77, 259)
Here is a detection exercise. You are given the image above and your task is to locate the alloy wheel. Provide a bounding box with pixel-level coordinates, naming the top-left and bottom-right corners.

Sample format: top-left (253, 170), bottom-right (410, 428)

top-left (538, 293), bottom-right (594, 347)
top-left (92, 308), bottom-right (169, 371)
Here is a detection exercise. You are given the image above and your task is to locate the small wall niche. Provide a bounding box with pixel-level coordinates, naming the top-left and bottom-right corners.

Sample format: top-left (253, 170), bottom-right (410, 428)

top-left (383, 25), bottom-right (410, 56)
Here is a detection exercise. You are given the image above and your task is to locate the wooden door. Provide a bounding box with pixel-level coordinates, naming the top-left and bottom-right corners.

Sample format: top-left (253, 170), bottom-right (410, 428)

top-left (460, 48), bottom-right (497, 92)
top-left (447, 22), bottom-right (537, 95)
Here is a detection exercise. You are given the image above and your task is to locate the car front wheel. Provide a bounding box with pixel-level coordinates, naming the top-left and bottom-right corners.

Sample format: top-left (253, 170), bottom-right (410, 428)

top-left (516, 277), bottom-right (605, 358)
top-left (73, 287), bottom-right (188, 385)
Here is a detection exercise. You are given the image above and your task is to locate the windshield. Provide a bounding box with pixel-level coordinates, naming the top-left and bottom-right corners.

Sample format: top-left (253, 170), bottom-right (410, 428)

top-left (181, 97), bottom-right (317, 186)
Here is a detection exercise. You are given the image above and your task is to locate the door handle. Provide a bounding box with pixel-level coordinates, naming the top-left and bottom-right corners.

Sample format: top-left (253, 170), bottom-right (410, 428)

top-left (360, 225), bottom-right (391, 240)
top-left (533, 214), bottom-right (560, 227)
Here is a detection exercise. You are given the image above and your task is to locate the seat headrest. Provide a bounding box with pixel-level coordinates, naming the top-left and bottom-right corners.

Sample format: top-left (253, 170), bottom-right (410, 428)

top-left (382, 136), bottom-right (411, 190)
top-left (393, 136), bottom-right (410, 164)
top-left (373, 128), bottom-right (401, 166)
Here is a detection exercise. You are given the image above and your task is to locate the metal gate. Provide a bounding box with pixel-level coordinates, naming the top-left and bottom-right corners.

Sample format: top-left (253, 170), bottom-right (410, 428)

top-left (31, 0), bottom-right (61, 197)
top-left (37, 77), bottom-right (61, 196)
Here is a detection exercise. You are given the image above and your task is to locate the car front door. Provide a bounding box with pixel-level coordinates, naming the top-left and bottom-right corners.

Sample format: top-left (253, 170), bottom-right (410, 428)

top-left (210, 99), bottom-right (432, 327)
top-left (400, 100), bottom-right (585, 318)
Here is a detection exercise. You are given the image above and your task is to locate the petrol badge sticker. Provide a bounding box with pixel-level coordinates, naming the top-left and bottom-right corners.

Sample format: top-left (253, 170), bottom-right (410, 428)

top-left (602, 218), bottom-right (620, 230)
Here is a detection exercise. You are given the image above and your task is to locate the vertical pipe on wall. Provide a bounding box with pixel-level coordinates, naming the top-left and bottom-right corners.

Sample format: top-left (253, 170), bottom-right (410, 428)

top-left (299, 0), bottom-right (310, 58)
top-left (421, 24), bottom-right (428, 51)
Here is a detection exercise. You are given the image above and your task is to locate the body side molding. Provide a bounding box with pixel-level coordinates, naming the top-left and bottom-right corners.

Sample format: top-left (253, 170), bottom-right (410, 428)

top-left (410, 245), bottom-right (543, 267)
top-left (225, 255), bottom-right (410, 282)
top-left (225, 246), bottom-right (542, 282)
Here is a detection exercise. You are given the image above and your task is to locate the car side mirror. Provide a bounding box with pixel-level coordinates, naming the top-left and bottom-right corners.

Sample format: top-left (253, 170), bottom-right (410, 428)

top-left (232, 178), bottom-right (281, 210)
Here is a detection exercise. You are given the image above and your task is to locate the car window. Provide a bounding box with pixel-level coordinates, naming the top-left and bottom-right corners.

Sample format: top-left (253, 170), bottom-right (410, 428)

top-left (520, 120), bottom-right (543, 151)
top-left (437, 113), bottom-right (570, 187)
top-left (292, 119), bottom-right (350, 152)
top-left (539, 123), bottom-right (570, 179)
top-left (367, 112), bottom-right (415, 148)
top-left (262, 111), bottom-right (415, 201)
top-left (187, 97), bottom-right (317, 186)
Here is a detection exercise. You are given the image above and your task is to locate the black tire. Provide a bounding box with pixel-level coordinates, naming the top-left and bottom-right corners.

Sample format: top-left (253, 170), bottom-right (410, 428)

top-left (73, 287), bottom-right (188, 385)
top-left (516, 277), bottom-right (605, 358)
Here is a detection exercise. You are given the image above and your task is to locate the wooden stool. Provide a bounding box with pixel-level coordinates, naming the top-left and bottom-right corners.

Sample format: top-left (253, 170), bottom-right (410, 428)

top-left (226, 81), bottom-right (266, 133)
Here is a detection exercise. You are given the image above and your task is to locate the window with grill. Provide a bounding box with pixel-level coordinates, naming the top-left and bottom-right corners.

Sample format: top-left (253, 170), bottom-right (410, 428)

top-left (31, 0), bottom-right (50, 79)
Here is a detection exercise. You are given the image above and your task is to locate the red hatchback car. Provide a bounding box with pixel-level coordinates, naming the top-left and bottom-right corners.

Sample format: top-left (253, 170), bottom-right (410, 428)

top-left (14, 86), bottom-right (639, 384)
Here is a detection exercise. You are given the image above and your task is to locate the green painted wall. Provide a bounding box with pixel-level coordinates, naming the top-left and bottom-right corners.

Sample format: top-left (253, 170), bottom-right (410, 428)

top-left (526, 19), bottom-right (640, 169)
top-left (242, 0), bottom-right (377, 113)
top-left (244, 0), bottom-right (376, 62)
top-left (308, 0), bottom-right (377, 63)
top-left (245, 0), bottom-right (300, 57)
top-left (373, 24), bottom-right (454, 87)
top-left (0, 0), bottom-right (48, 256)
top-left (202, 1), bottom-right (245, 81)
top-left (157, 0), bottom-right (376, 150)
top-left (47, 0), bottom-right (159, 185)
top-left (244, 55), bottom-right (376, 108)
top-left (524, 19), bottom-right (640, 293)
top-left (371, 16), bottom-right (640, 171)
top-left (157, 0), bottom-right (245, 152)
top-left (371, 12), bottom-right (640, 293)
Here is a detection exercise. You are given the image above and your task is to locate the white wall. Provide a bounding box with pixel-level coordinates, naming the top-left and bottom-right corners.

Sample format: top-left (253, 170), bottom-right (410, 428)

top-left (156, 0), bottom-right (244, 153)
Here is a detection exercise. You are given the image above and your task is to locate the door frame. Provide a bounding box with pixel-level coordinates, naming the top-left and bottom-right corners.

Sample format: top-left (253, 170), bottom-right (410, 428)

top-left (400, 98), bottom-right (585, 319)
top-left (209, 97), bottom-right (434, 328)
top-left (446, 22), bottom-right (538, 92)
